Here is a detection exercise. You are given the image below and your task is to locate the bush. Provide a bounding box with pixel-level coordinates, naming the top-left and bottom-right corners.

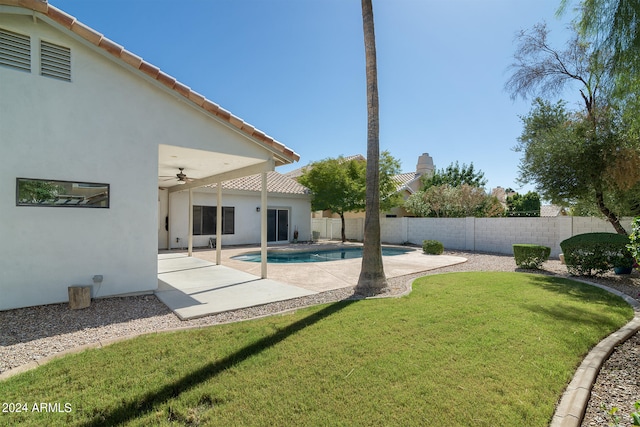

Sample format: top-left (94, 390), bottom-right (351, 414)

top-left (512, 244), bottom-right (550, 269)
top-left (560, 233), bottom-right (632, 276)
top-left (627, 217), bottom-right (640, 265)
top-left (422, 240), bottom-right (444, 255)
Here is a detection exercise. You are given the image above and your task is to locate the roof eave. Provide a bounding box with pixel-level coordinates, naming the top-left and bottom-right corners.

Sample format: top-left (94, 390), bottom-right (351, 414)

top-left (0, 0), bottom-right (300, 165)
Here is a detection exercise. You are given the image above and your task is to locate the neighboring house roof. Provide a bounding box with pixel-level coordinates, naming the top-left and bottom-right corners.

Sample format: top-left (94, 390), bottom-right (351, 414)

top-left (393, 172), bottom-right (421, 194)
top-left (1, 0), bottom-right (299, 165)
top-left (541, 205), bottom-right (567, 217)
top-left (393, 172), bottom-right (416, 187)
top-left (206, 171), bottom-right (309, 195)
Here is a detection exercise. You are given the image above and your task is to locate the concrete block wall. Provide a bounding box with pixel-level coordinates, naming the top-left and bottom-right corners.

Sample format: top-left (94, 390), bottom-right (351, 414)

top-left (345, 218), bottom-right (364, 241)
top-left (471, 217), bottom-right (573, 257)
top-left (571, 217), bottom-right (633, 235)
top-left (405, 217), bottom-right (467, 249)
top-left (318, 216), bottom-right (634, 258)
top-left (380, 218), bottom-right (408, 244)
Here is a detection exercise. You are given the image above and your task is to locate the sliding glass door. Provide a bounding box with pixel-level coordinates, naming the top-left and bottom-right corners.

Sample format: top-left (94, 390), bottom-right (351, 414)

top-left (267, 209), bottom-right (289, 242)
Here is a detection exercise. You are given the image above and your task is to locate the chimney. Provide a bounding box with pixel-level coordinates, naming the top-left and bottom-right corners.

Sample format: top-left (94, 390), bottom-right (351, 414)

top-left (416, 153), bottom-right (434, 177)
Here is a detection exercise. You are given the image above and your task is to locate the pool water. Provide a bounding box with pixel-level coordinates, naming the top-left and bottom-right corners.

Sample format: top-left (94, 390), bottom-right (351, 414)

top-left (232, 246), bottom-right (412, 263)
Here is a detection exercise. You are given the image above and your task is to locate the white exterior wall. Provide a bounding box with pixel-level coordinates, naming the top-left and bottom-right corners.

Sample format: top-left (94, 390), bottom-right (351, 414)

top-left (0, 14), bottom-right (286, 310)
top-left (325, 216), bottom-right (634, 257)
top-left (169, 189), bottom-right (311, 247)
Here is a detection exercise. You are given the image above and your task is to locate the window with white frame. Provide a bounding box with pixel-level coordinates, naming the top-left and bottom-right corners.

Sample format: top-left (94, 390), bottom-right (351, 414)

top-left (192, 206), bottom-right (234, 235)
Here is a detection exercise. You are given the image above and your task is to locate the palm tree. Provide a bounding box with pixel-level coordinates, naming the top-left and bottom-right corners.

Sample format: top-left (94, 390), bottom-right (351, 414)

top-left (355, 0), bottom-right (389, 296)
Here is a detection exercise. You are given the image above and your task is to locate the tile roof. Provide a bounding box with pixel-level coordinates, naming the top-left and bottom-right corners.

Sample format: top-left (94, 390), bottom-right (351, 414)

top-left (394, 172), bottom-right (418, 187)
top-left (206, 171), bottom-right (309, 195)
top-left (1, 0), bottom-right (299, 165)
top-left (540, 205), bottom-right (567, 217)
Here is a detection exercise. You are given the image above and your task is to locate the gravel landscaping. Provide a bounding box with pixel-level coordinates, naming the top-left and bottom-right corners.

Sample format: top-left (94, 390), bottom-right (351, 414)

top-left (1, 250), bottom-right (638, 425)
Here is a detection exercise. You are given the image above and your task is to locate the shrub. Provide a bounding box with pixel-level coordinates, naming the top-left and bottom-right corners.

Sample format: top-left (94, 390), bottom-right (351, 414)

top-left (512, 244), bottom-right (550, 269)
top-left (626, 217), bottom-right (640, 266)
top-left (560, 233), bottom-right (632, 276)
top-left (422, 240), bottom-right (444, 255)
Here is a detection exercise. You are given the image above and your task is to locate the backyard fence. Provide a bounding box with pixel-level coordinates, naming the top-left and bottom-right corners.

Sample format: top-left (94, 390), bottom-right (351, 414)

top-left (311, 216), bottom-right (634, 258)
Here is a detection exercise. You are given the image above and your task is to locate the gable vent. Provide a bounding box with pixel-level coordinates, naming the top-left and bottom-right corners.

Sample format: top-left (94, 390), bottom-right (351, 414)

top-left (0, 29), bottom-right (31, 72)
top-left (40, 40), bottom-right (71, 82)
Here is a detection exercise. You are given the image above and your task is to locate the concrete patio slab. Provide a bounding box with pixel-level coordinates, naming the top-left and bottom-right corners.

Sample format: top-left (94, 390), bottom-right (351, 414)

top-left (156, 243), bottom-right (466, 320)
top-left (200, 243), bottom-right (467, 293)
top-left (156, 254), bottom-right (317, 320)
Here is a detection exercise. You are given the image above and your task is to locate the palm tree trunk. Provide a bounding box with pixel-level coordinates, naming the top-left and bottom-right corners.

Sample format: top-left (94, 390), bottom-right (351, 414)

top-left (355, 0), bottom-right (388, 296)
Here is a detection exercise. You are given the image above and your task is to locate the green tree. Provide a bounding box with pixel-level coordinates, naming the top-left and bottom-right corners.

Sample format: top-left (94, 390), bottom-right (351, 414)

top-left (378, 151), bottom-right (403, 212)
top-left (515, 98), bottom-right (640, 233)
top-left (408, 160), bottom-right (496, 218)
top-left (421, 161), bottom-right (487, 190)
top-left (404, 185), bottom-right (504, 218)
top-left (506, 191), bottom-right (541, 217)
top-left (356, 0), bottom-right (388, 295)
top-left (506, 22), bottom-right (640, 234)
top-left (298, 157), bottom-right (365, 242)
top-left (564, 0), bottom-right (640, 138)
top-left (298, 151), bottom-right (402, 243)
top-left (404, 191), bottom-right (431, 217)
top-left (562, 0), bottom-right (640, 74)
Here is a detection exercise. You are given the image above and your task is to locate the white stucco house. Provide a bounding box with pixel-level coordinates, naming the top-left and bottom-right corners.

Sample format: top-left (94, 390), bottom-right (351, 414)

top-left (0, 0), bottom-right (306, 310)
top-left (162, 171), bottom-right (311, 249)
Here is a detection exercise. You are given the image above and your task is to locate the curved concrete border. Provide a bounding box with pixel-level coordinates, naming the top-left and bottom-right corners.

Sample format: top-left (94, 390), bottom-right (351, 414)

top-left (550, 278), bottom-right (640, 427)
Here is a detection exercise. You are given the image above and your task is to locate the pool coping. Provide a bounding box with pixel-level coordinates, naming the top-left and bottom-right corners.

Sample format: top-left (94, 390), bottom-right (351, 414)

top-left (230, 243), bottom-right (414, 262)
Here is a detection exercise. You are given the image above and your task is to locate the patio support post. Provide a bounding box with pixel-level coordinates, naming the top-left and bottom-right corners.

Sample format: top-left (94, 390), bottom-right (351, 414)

top-left (261, 170), bottom-right (268, 278)
top-left (216, 181), bottom-right (222, 265)
top-left (166, 192), bottom-right (171, 249)
top-left (188, 188), bottom-right (193, 257)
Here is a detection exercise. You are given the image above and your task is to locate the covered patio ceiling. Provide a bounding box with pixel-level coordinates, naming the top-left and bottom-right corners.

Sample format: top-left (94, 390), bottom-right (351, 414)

top-left (158, 143), bottom-right (275, 278)
top-left (158, 144), bottom-right (277, 192)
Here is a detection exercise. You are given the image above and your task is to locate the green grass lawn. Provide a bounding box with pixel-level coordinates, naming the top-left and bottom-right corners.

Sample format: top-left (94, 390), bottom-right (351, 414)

top-left (0, 272), bottom-right (633, 427)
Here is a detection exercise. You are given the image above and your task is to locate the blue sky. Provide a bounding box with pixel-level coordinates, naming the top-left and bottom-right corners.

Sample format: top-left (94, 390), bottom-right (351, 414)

top-left (51, 0), bottom-right (581, 193)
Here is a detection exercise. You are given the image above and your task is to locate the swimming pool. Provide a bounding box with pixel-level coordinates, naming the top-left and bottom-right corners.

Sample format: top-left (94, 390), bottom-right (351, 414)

top-left (232, 246), bottom-right (413, 263)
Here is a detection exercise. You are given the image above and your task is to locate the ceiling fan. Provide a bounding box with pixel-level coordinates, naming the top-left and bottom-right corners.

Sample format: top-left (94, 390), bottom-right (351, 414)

top-left (159, 168), bottom-right (194, 185)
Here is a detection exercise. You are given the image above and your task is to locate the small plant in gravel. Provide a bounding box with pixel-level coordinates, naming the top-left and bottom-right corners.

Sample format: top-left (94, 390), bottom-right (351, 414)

top-left (601, 401), bottom-right (640, 426)
top-left (422, 240), bottom-right (444, 255)
top-left (603, 403), bottom-right (622, 427)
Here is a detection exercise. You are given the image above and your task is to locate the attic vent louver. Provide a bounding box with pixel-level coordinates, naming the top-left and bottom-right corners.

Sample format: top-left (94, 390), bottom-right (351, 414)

top-left (0, 29), bottom-right (31, 72)
top-left (40, 40), bottom-right (70, 81)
